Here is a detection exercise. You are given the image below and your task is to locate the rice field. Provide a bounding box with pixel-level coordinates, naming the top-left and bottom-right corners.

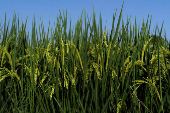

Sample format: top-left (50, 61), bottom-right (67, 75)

top-left (0, 2), bottom-right (170, 113)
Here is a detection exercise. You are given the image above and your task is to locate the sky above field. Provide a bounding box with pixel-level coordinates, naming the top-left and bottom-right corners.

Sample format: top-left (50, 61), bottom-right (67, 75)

top-left (0, 0), bottom-right (170, 42)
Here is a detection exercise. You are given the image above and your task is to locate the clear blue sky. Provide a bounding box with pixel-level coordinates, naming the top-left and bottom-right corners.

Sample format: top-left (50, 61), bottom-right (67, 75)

top-left (0, 0), bottom-right (170, 42)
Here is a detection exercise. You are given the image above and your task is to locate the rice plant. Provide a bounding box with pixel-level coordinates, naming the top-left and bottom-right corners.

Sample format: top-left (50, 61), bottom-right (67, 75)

top-left (0, 2), bottom-right (170, 113)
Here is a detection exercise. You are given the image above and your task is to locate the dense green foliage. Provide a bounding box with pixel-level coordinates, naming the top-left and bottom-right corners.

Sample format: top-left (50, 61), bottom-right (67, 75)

top-left (0, 2), bottom-right (170, 113)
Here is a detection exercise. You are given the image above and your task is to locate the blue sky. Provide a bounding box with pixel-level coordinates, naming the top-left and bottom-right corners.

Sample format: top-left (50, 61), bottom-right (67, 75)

top-left (0, 0), bottom-right (170, 42)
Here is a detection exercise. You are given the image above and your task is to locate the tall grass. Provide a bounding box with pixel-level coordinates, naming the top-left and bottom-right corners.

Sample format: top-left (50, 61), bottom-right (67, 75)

top-left (0, 2), bottom-right (170, 112)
